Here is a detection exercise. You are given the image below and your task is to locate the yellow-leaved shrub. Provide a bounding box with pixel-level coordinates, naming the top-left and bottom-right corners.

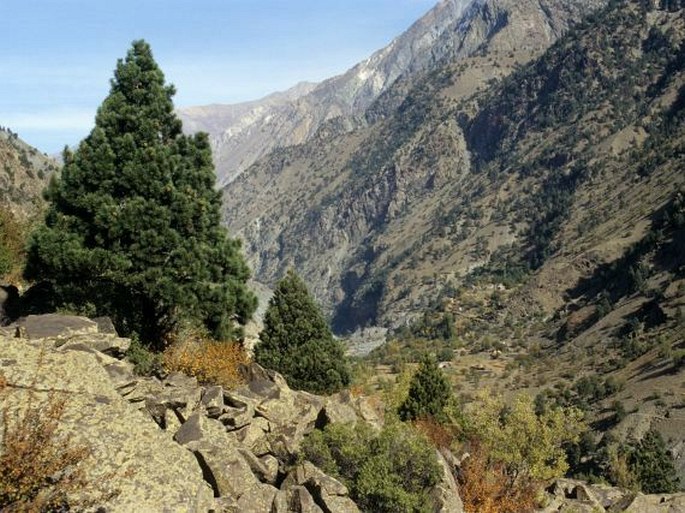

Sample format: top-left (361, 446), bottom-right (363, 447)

top-left (163, 337), bottom-right (248, 390)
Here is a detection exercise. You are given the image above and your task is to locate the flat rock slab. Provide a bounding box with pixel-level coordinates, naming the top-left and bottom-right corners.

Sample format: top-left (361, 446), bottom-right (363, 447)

top-left (14, 314), bottom-right (99, 339)
top-left (0, 335), bottom-right (213, 512)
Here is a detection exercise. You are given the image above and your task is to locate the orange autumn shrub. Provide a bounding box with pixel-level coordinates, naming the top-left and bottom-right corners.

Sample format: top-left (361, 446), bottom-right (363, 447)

top-left (458, 441), bottom-right (540, 513)
top-left (0, 392), bottom-right (94, 512)
top-left (163, 337), bottom-right (248, 390)
top-left (414, 416), bottom-right (456, 450)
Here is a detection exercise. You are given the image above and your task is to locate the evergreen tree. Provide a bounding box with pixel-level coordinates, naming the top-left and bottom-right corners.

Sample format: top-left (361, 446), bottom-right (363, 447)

top-left (398, 355), bottom-right (452, 423)
top-left (24, 40), bottom-right (256, 345)
top-left (254, 269), bottom-right (350, 394)
top-left (629, 429), bottom-right (680, 493)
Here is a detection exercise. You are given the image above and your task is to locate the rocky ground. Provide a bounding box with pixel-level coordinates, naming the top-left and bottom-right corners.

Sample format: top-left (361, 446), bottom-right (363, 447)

top-left (1, 314), bottom-right (683, 512)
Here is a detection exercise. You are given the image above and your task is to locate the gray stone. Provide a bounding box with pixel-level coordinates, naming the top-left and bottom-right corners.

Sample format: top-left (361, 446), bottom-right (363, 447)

top-left (621, 494), bottom-right (685, 512)
top-left (92, 316), bottom-right (118, 335)
top-left (13, 313), bottom-right (99, 339)
top-left (202, 385), bottom-right (224, 418)
top-left (58, 335), bottom-right (131, 358)
top-left (432, 450), bottom-right (464, 513)
top-left (238, 448), bottom-right (278, 484)
top-left (229, 418), bottom-right (271, 456)
top-left (174, 410), bottom-right (226, 446)
top-left (219, 403), bottom-right (255, 430)
top-left (235, 483), bottom-right (278, 513)
top-left (187, 441), bottom-right (259, 499)
top-left (283, 462), bottom-right (349, 497)
top-left (259, 454), bottom-right (281, 484)
top-left (273, 486), bottom-right (324, 513)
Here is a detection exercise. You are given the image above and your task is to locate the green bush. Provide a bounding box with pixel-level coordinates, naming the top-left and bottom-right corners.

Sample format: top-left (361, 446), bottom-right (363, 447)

top-left (301, 422), bottom-right (441, 513)
top-left (254, 269), bottom-right (350, 394)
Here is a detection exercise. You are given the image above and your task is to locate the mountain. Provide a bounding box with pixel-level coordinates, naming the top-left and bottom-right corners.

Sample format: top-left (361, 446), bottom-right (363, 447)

top-left (221, 0), bottom-right (607, 330)
top-left (181, 0), bottom-right (596, 186)
top-left (0, 127), bottom-right (56, 218)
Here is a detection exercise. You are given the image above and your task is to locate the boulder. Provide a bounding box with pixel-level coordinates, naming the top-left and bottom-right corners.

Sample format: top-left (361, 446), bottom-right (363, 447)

top-left (621, 494), bottom-right (685, 512)
top-left (92, 316), bottom-right (118, 335)
top-left (283, 462), bottom-right (360, 513)
top-left (12, 313), bottom-right (99, 339)
top-left (201, 385), bottom-right (224, 418)
top-left (57, 335), bottom-right (131, 358)
top-left (432, 451), bottom-right (465, 513)
top-left (186, 440), bottom-right (259, 499)
top-left (0, 334), bottom-right (214, 512)
top-left (235, 483), bottom-right (279, 513)
top-left (273, 486), bottom-right (324, 513)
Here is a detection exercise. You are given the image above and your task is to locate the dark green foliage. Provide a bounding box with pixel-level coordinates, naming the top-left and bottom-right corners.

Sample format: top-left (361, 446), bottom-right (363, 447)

top-left (23, 41), bottom-right (256, 345)
top-left (398, 355), bottom-right (452, 423)
top-left (301, 422), bottom-right (442, 513)
top-left (254, 269), bottom-right (350, 394)
top-left (0, 209), bottom-right (24, 280)
top-left (629, 429), bottom-right (680, 493)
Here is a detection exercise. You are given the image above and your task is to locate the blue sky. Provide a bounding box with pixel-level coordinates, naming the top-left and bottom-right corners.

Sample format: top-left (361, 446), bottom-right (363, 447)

top-left (0, 0), bottom-right (437, 154)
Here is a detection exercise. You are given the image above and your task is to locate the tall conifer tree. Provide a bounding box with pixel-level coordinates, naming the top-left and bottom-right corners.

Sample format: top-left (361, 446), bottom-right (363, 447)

top-left (254, 269), bottom-right (350, 394)
top-left (25, 40), bottom-right (256, 344)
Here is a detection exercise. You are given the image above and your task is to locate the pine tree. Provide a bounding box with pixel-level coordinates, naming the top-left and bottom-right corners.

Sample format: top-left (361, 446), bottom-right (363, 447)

top-left (254, 269), bottom-right (350, 394)
top-left (629, 429), bottom-right (680, 494)
top-left (398, 355), bottom-right (452, 423)
top-left (24, 40), bottom-right (256, 345)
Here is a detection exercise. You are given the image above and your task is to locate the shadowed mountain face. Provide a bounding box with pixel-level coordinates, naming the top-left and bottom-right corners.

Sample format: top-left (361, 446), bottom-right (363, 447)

top-left (178, 0), bottom-right (544, 186)
top-left (221, 0), bottom-right (615, 331)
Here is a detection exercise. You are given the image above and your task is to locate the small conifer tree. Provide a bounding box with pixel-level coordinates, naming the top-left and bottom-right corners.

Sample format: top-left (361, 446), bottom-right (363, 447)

top-left (629, 429), bottom-right (680, 493)
top-left (254, 269), bottom-right (350, 394)
top-left (24, 40), bottom-right (256, 345)
top-left (398, 355), bottom-right (452, 423)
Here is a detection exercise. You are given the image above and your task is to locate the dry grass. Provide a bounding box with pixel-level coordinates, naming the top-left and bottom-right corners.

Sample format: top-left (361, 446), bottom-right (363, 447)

top-left (163, 333), bottom-right (249, 390)
top-left (458, 441), bottom-right (540, 513)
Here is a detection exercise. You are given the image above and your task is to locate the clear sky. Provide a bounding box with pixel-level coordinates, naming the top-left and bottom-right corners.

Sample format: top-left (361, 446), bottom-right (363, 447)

top-left (0, 0), bottom-right (437, 155)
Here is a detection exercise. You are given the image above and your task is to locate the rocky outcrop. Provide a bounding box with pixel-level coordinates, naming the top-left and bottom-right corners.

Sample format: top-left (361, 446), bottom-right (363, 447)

top-left (0, 314), bottom-right (375, 512)
top-left (0, 323), bottom-right (213, 512)
top-left (538, 479), bottom-right (685, 513)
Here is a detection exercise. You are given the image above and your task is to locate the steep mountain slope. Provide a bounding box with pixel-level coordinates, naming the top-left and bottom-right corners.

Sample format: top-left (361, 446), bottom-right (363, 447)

top-left (182, 0), bottom-right (597, 186)
top-left (222, 0), bottom-right (605, 330)
top-left (0, 127), bottom-right (56, 218)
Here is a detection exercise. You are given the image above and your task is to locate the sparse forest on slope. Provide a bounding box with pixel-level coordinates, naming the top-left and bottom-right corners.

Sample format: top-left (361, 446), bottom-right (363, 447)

top-left (224, 0), bottom-right (685, 487)
top-left (222, 0), bottom-right (606, 331)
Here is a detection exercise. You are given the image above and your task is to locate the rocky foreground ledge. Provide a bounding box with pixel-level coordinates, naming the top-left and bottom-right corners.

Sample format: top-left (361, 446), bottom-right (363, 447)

top-left (1, 314), bottom-right (683, 512)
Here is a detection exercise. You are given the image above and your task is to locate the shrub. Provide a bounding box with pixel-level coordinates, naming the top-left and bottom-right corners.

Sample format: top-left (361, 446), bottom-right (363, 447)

top-left (459, 441), bottom-right (539, 513)
top-left (254, 269), bottom-right (350, 394)
top-left (466, 391), bottom-right (585, 481)
top-left (0, 387), bottom-right (114, 511)
top-left (163, 332), bottom-right (248, 390)
top-left (0, 209), bottom-right (26, 283)
top-left (126, 335), bottom-right (164, 376)
top-left (301, 422), bottom-right (441, 513)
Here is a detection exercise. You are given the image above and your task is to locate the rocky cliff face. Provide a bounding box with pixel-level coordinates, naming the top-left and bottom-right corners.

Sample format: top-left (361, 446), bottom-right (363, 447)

top-left (0, 128), bottom-right (56, 218)
top-left (178, 0), bottom-right (523, 186)
top-left (222, 0), bottom-right (606, 331)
